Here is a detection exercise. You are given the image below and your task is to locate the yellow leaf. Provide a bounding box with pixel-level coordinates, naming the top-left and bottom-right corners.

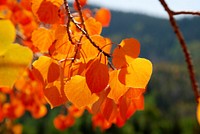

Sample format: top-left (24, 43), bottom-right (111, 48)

top-left (64, 75), bottom-right (98, 108)
top-left (118, 58), bottom-right (152, 88)
top-left (197, 98), bottom-right (200, 125)
top-left (0, 43), bottom-right (33, 88)
top-left (32, 56), bottom-right (60, 84)
top-left (0, 20), bottom-right (16, 49)
top-left (108, 70), bottom-right (128, 103)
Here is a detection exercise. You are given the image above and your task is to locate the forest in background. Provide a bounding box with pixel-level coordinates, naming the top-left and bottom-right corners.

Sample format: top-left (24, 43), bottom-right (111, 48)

top-left (16, 9), bottom-right (200, 134)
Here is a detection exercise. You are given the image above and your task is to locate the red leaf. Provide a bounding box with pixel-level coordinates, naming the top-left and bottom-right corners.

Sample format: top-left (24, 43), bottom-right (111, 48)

top-left (86, 59), bottom-right (109, 93)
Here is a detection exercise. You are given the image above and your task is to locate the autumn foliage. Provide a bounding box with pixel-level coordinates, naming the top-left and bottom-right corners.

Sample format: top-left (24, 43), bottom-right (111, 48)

top-left (0, 0), bottom-right (153, 132)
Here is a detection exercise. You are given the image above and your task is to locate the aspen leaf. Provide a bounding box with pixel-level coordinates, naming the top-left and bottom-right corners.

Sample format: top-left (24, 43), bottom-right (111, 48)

top-left (101, 98), bottom-right (118, 122)
top-left (197, 98), bottom-right (200, 125)
top-left (95, 8), bottom-right (111, 27)
top-left (32, 0), bottom-right (61, 24)
top-left (119, 96), bottom-right (131, 120)
top-left (32, 56), bottom-right (60, 84)
top-left (31, 28), bottom-right (55, 52)
top-left (133, 95), bottom-right (144, 110)
top-left (86, 59), bottom-right (109, 93)
top-left (0, 44), bottom-right (33, 88)
top-left (64, 75), bottom-right (98, 108)
top-left (84, 17), bottom-right (102, 35)
top-left (92, 88), bottom-right (110, 114)
top-left (108, 70), bottom-right (128, 103)
top-left (125, 88), bottom-right (145, 99)
top-left (112, 38), bottom-right (140, 69)
top-left (119, 58), bottom-right (152, 88)
top-left (44, 81), bottom-right (67, 108)
top-left (0, 20), bottom-right (15, 49)
top-left (81, 35), bottom-right (107, 60)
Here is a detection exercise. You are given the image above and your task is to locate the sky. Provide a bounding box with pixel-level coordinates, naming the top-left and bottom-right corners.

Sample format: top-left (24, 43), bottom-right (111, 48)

top-left (86, 0), bottom-right (200, 18)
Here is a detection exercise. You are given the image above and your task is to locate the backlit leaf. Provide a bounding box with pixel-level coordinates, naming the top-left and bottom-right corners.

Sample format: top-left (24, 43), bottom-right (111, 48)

top-left (119, 58), bottom-right (152, 88)
top-left (32, 56), bottom-right (60, 84)
top-left (0, 20), bottom-right (15, 48)
top-left (95, 8), bottom-right (111, 27)
top-left (108, 70), bottom-right (128, 103)
top-left (64, 75), bottom-right (98, 108)
top-left (44, 81), bottom-right (68, 108)
top-left (0, 43), bottom-right (33, 88)
top-left (31, 28), bottom-right (55, 52)
top-left (81, 35), bottom-right (108, 60)
top-left (112, 38), bottom-right (140, 69)
top-left (84, 17), bottom-right (102, 35)
top-left (86, 59), bottom-right (109, 93)
top-left (32, 0), bottom-right (61, 24)
top-left (197, 98), bottom-right (200, 125)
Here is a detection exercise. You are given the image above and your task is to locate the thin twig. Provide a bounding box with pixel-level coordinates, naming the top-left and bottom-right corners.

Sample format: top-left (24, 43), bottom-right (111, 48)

top-left (64, 0), bottom-right (75, 44)
top-left (172, 11), bottom-right (200, 16)
top-left (71, 0), bottom-right (111, 58)
top-left (159, 0), bottom-right (200, 103)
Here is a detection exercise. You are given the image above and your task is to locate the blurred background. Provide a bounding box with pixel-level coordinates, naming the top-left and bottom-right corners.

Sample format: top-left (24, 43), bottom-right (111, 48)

top-left (16, 0), bottom-right (200, 133)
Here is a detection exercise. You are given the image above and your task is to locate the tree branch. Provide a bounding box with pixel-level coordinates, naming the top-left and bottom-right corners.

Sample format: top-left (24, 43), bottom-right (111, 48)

top-left (172, 11), bottom-right (200, 16)
top-left (159, 0), bottom-right (200, 103)
top-left (64, 0), bottom-right (111, 58)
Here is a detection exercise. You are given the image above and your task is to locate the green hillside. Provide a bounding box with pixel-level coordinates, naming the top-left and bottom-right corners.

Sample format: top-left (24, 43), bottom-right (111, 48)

top-left (102, 11), bottom-right (200, 64)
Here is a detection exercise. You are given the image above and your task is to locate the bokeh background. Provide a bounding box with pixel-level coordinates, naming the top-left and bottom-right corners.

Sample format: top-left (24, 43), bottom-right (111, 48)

top-left (15, 0), bottom-right (200, 133)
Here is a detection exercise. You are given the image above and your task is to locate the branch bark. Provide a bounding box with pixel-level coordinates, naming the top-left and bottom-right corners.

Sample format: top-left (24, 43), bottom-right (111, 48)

top-left (159, 0), bottom-right (200, 103)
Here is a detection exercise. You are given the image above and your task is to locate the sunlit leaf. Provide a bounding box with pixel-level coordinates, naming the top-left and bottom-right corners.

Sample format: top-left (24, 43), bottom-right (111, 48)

top-left (84, 17), bottom-right (102, 35)
top-left (32, 56), bottom-right (60, 84)
top-left (44, 81), bottom-right (68, 108)
top-left (81, 35), bottom-right (108, 60)
top-left (31, 27), bottom-right (55, 52)
top-left (112, 38), bottom-right (140, 69)
top-left (95, 8), bottom-right (111, 27)
top-left (119, 58), bottom-right (152, 88)
top-left (0, 20), bottom-right (15, 49)
top-left (108, 70), bottom-right (128, 103)
top-left (86, 59), bottom-right (109, 93)
top-left (197, 98), bottom-right (200, 125)
top-left (0, 44), bottom-right (33, 88)
top-left (64, 75), bottom-right (98, 108)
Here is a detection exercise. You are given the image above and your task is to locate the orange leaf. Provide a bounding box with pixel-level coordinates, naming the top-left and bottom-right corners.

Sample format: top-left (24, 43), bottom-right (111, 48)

top-left (95, 8), bottom-right (111, 27)
top-left (32, 0), bottom-right (61, 24)
top-left (44, 81), bottom-right (68, 108)
top-left (84, 17), bottom-right (102, 35)
top-left (133, 95), bottom-right (144, 110)
top-left (112, 38), bottom-right (140, 69)
top-left (125, 88), bottom-right (145, 99)
top-left (86, 59), bottom-right (109, 93)
top-left (91, 88), bottom-right (110, 114)
top-left (32, 56), bottom-right (60, 84)
top-left (108, 70), bottom-right (128, 103)
top-left (119, 58), bottom-right (152, 88)
top-left (64, 75), bottom-right (98, 108)
top-left (81, 35), bottom-right (108, 60)
top-left (31, 28), bottom-right (55, 52)
top-left (100, 97), bottom-right (117, 122)
top-left (197, 98), bottom-right (200, 125)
